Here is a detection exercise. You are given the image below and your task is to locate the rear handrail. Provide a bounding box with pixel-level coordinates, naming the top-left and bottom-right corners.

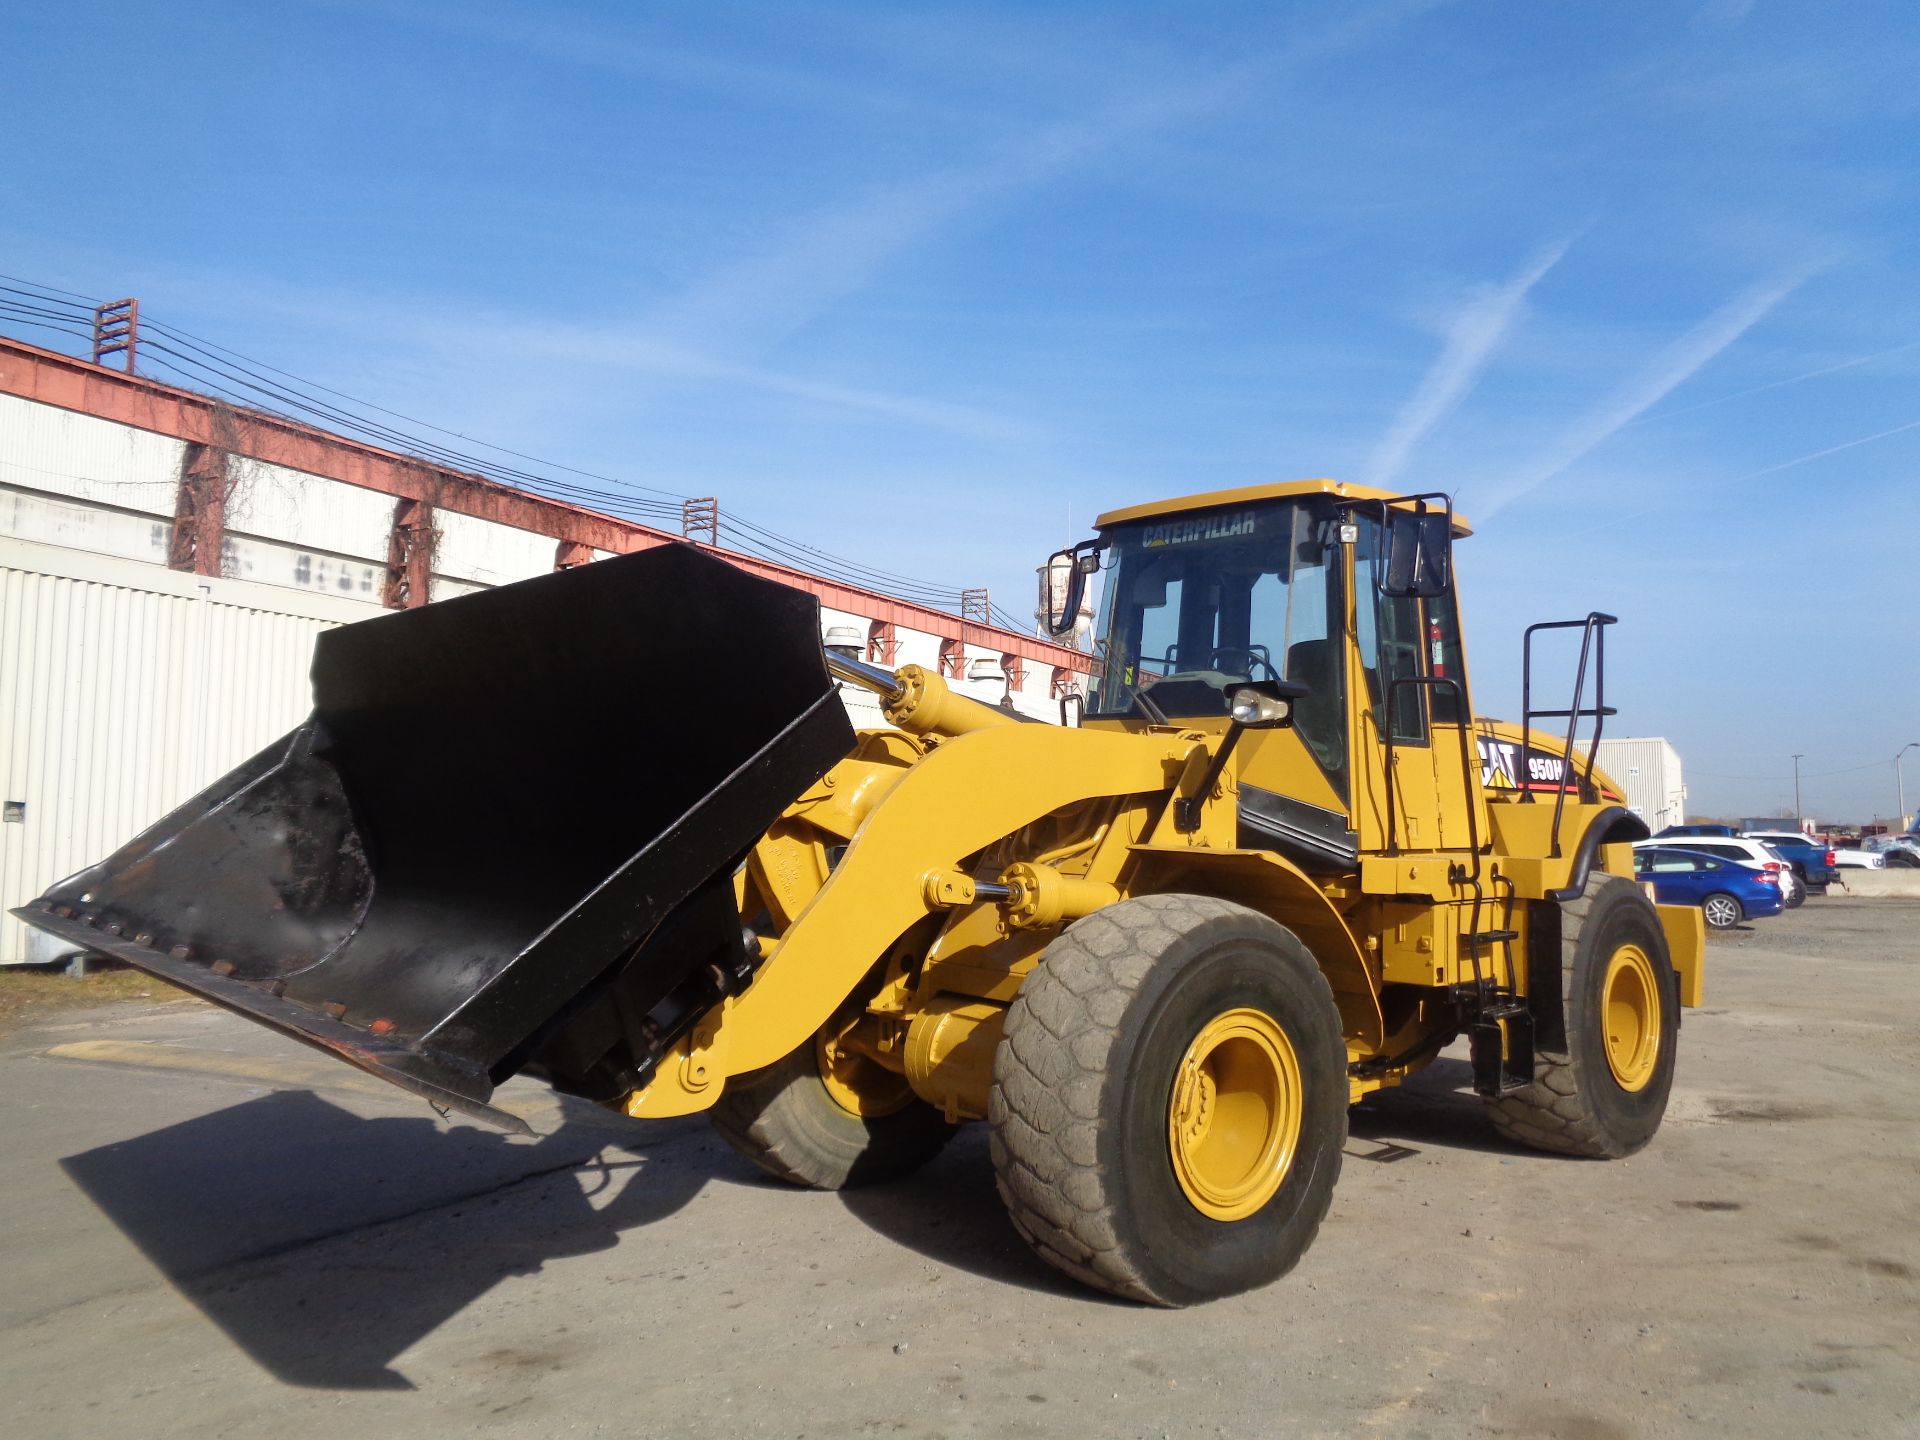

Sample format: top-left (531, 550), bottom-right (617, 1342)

top-left (1519, 612), bottom-right (1618, 858)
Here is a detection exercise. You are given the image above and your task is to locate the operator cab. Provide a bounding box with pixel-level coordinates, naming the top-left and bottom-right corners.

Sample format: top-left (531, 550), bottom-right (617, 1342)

top-left (1043, 479), bottom-right (1474, 868)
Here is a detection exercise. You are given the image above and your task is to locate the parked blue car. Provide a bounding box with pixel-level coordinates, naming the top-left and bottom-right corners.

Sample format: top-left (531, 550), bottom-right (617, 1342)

top-left (1654, 823), bottom-right (1738, 839)
top-left (1632, 847), bottom-right (1783, 929)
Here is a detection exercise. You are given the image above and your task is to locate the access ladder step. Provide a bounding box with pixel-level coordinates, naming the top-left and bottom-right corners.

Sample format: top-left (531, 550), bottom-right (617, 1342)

top-left (1463, 929), bottom-right (1519, 947)
top-left (1469, 1003), bottom-right (1535, 1098)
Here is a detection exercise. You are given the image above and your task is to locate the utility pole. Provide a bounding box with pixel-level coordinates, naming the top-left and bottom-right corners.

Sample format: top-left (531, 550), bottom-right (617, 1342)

top-left (1791, 753), bottom-right (1805, 827)
top-left (1898, 742), bottom-right (1919, 827)
top-left (91, 298), bottom-right (139, 373)
top-left (681, 497), bottom-right (718, 545)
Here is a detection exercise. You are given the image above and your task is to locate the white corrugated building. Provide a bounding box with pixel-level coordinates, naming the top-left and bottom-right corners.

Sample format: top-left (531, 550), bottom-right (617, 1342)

top-left (1593, 737), bottom-right (1686, 833)
top-left (0, 336), bottom-right (1093, 963)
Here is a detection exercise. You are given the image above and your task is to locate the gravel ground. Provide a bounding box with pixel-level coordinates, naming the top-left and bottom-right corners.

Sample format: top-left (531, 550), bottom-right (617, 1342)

top-left (2, 898), bottom-right (1916, 1439)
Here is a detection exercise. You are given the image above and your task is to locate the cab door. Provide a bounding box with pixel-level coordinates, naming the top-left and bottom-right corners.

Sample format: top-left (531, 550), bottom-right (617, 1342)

top-left (1348, 513), bottom-right (1486, 857)
top-left (1230, 509), bottom-right (1358, 871)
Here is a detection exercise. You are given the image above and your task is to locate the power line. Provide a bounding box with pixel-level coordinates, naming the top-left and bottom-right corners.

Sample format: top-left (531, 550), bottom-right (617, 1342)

top-left (131, 328), bottom-right (689, 520)
top-left (127, 322), bottom-right (981, 600)
top-left (0, 298), bottom-right (92, 326)
top-left (0, 268), bottom-right (1035, 626)
top-left (0, 282), bottom-right (96, 314)
top-left (138, 314), bottom-right (693, 505)
top-left (1685, 759), bottom-right (1889, 782)
top-left (0, 274), bottom-right (988, 600)
top-left (0, 310), bottom-right (94, 343)
top-left (715, 511), bottom-right (970, 598)
top-left (0, 271), bottom-right (98, 303)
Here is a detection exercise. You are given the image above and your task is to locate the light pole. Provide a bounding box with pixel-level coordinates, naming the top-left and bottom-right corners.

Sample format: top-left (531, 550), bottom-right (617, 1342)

top-left (1791, 753), bottom-right (1804, 826)
top-left (1898, 743), bottom-right (1919, 828)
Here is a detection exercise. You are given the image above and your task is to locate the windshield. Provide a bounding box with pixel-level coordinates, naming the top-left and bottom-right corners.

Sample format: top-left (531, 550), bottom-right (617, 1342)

top-left (1090, 496), bottom-right (1346, 778)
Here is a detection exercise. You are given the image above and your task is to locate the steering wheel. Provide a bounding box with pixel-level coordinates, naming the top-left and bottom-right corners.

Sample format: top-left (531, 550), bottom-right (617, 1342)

top-left (1208, 645), bottom-right (1279, 681)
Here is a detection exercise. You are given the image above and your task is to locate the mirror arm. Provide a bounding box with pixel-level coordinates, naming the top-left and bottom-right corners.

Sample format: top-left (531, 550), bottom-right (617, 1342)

top-left (1173, 724), bottom-right (1247, 834)
top-left (1044, 539), bottom-right (1103, 637)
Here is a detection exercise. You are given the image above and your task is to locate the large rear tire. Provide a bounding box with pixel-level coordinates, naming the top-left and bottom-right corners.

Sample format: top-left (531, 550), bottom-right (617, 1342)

top-left (989, 894), bottom-right (1347, 1306)
top-left (710, 1031), bottom-right (953, 1189)
top-left (1487, 873), bottom-right (1679, 1159)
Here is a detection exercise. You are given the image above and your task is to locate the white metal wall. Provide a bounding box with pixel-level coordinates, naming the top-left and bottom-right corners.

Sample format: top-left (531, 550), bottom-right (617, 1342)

top-left (0, 390), bottom-right (184, 518)
top-left (1594, 737), bottom-right (1686, 831)
top-left (0, 536), bottom-right (378, 963)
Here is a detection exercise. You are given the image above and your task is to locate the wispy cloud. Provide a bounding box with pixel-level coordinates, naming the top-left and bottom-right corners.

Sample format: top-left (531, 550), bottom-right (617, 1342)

top-left (152, 1), bottom-right (1455, 448)
top-left (1726, 417), bottom-right (1920, 482)
top-left (1479, 270), bottom-right (1810, 516)
top-left (1630, 338), bottom-right (1920, 425)
top-left (642, 0), bottom-right (1454, 359)
top-left (1564, 417), bottom-right (1920, 541)
top-left (1364, 235), bottom-right (1574, 489)
top-left (500, 322), bottom-right (1045, 441)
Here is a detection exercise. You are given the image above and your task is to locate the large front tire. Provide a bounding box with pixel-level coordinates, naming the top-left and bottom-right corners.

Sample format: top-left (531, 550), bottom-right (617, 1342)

top-left (989, 894), bottom-right (1347, 1306)
top-left (1488, 873), bottom-right (1680, 1159)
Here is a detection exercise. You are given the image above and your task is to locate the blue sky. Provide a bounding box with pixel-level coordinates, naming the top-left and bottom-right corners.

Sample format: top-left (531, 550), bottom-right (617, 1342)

top-left (4, 1), bottom-right (1917, 822)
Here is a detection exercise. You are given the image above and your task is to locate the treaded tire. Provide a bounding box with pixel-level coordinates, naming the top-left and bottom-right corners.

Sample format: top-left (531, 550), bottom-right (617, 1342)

top-left (988, 893), bottom-right (1347, 1306)
top-left (1487, 873), bottom-right (1680, 1159)
top-left (709, 1042), bottom-right (952, 1190)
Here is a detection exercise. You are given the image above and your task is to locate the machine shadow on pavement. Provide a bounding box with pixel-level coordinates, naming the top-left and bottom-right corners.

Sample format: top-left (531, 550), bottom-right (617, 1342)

top-left (60, 1089), bottom-right (711, 1390)
top-left (833, 1126), bottom-right (1123, 1302)
top-left (1347, 1057), bottom-right (1539, 1158)
top-left (837, 1060), bottom-right (1550, 1293)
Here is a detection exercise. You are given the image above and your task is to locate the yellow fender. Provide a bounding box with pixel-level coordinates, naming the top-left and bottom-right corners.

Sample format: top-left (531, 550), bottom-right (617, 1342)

top-left (628, 723), bottom-right (1198, 1116)
top-left (1129, 847), bottom-right (1384, 1053)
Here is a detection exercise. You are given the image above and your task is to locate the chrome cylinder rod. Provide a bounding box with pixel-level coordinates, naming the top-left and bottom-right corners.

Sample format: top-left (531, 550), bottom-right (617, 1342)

top-left (825, 650), bottom-right (904, 698)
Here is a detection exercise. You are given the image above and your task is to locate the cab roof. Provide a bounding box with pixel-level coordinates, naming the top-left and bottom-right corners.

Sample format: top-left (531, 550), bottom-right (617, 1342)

top-left (1094, 478), bottom-right (1474, 536)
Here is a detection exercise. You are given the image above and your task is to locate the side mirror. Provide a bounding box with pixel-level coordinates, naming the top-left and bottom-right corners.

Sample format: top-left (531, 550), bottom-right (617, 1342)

top-left (1382, 506), bottom-right (1453, 598)
top-left (1226, 679), bottom-right (1309, 730)
top-left (1041, 543), bottom-right (1101, 637)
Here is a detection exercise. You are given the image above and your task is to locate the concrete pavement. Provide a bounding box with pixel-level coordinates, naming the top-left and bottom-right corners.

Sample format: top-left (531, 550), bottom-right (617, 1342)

top-left (2, 899), bottom-right (1916, 1439)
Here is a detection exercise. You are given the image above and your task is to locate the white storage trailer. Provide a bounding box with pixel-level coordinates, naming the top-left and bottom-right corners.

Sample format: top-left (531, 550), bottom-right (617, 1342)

top-left (1593, 737), bottom-right (1685, 834)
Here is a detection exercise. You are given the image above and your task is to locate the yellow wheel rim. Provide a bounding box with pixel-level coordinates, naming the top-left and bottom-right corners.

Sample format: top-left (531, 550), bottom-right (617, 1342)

top-left (1167, 1008), bottom-right (1303, 1222)
top-left (1601, 944), bottom-right (1661, 1092)
top-left (816, 1021), bottom-right (915, 1119)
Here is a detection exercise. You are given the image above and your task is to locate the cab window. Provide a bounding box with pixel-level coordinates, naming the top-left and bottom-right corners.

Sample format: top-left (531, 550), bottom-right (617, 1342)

top-left (1353, 516), bottom-right (1427, 744)
top-left (1091, 498), bottom-right (1347, 793)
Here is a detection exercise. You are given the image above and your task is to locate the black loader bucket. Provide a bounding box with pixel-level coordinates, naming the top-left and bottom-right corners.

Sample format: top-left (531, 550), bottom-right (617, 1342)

top-left (13, 545), bottom-right (855, 1132)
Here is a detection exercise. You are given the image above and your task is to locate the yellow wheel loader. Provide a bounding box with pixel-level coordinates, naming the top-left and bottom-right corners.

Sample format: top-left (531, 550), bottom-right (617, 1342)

top-left (16, 479), bottom-right (1703, 1306)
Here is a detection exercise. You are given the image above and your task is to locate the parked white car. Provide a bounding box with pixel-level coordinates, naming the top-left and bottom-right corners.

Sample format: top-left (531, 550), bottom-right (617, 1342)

top-left (1830, 845), bottom-right (1886, 870)
top-left (1634, 837), bottom-right (1805, 908)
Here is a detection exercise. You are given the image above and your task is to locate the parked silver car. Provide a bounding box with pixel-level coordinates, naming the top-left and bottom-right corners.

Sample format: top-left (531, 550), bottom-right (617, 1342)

top-left (1864, 834), bottom-right (1920, 868)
